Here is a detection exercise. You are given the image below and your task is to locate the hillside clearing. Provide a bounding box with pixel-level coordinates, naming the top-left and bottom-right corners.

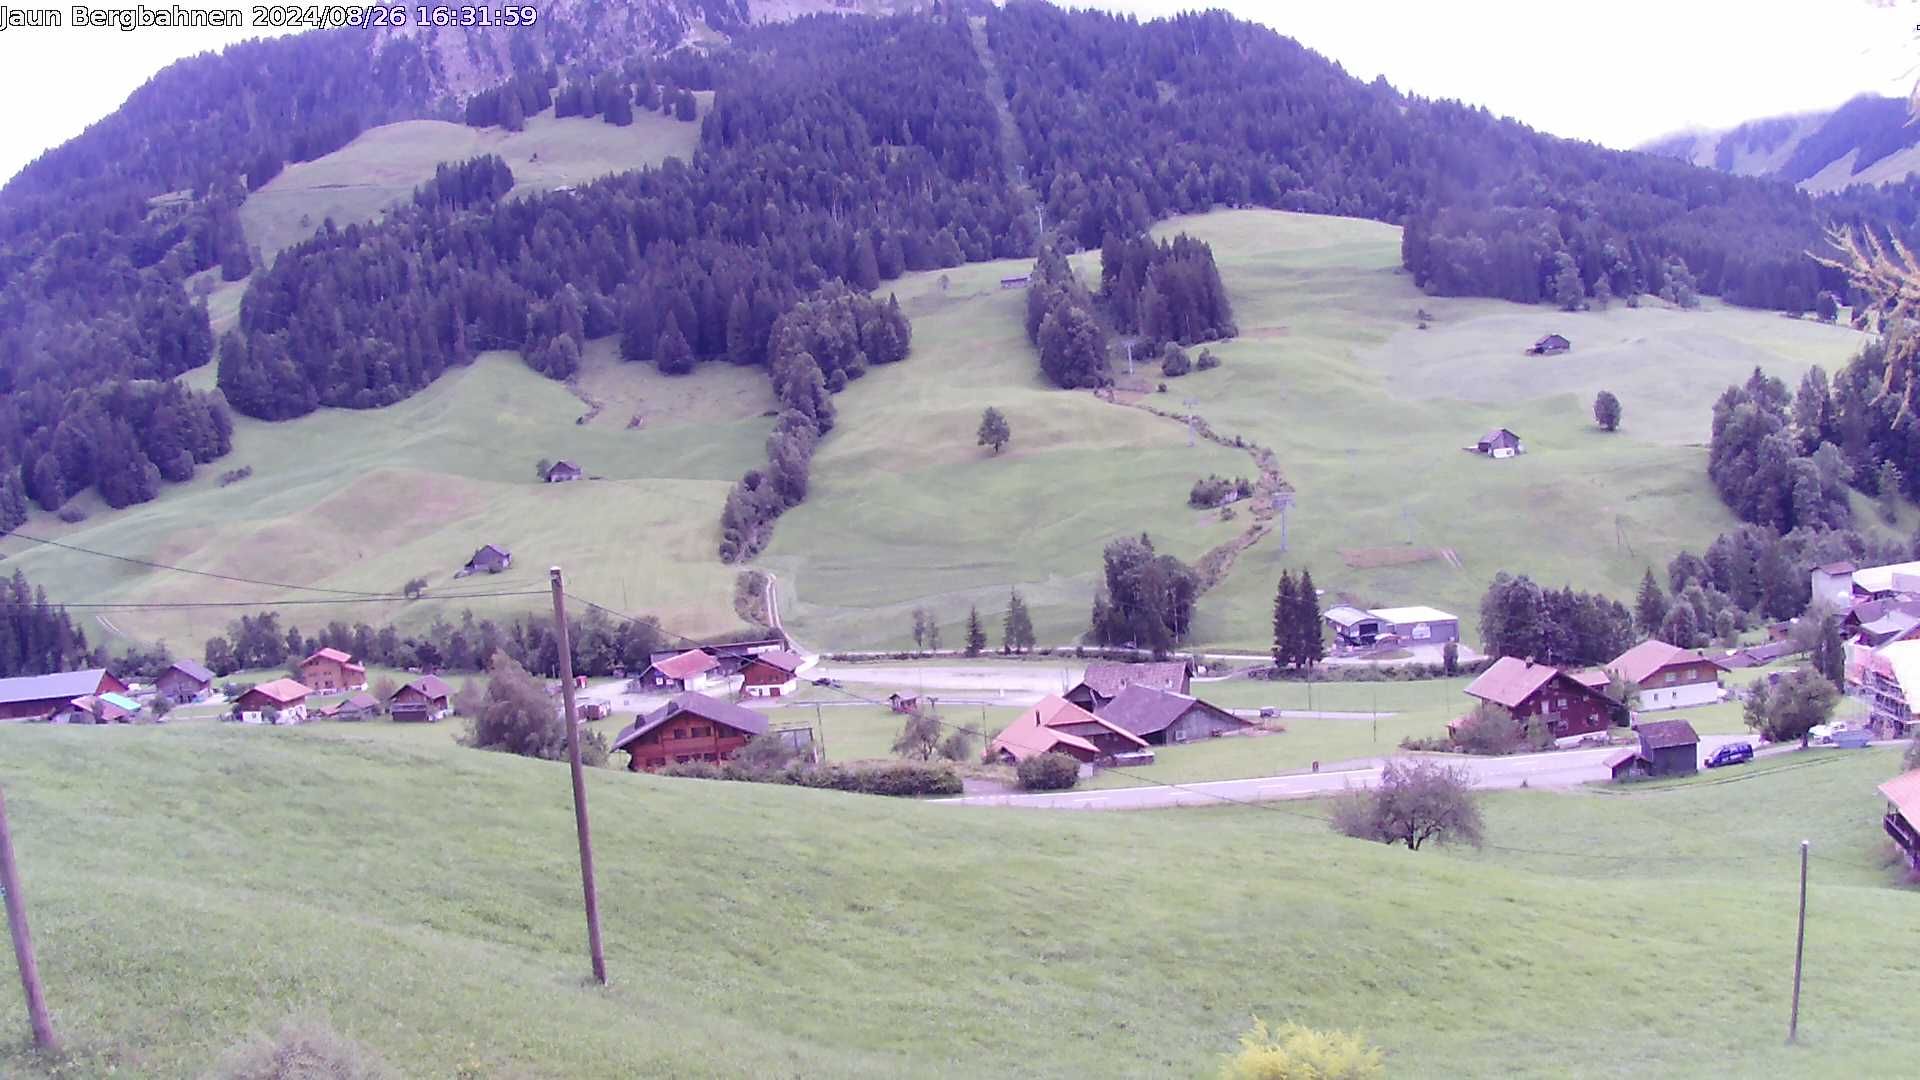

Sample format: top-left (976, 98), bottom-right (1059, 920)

top-left (0, 724), bottom-right (1914, 1077)
top-left (238, 106), bottom-right (704, 261)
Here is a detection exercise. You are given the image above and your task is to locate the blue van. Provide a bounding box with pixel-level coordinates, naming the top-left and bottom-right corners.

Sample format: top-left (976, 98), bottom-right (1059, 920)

top-left (1704, 742), bottom-right (1754, 768)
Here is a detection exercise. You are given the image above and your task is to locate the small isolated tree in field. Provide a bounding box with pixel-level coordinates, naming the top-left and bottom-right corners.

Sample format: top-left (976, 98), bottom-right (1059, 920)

top-left (977, 406), bottom-right (1012, 454)
top-left (402, 577), bottom-right (428, 599)
top-left (1220, 1017), bottom-right (1384, 1080)
top-left (893, 710), bottom-right (942, 761)
top-left (1744, 668), bottom-right (1839, 746)
top-left (1331, 758), bottom-right (1484, 851)
top-left (535, 458), bottom-right (552, 481)
top-left (1593, 389), bottom-right (1622, 432)
top-left (1002, 588), bottom-right (1036, 653)
top-left (1016, 750), bottom-right (1080, 790)
top-left (911, 607), bottom-right (928, 650)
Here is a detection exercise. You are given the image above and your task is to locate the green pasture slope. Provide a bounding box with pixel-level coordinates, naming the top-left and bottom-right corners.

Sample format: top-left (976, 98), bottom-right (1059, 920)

top-left (1107, 211), bottom-right (1869, 649)
top-left (239, 104), bottom-right (705, 261)
top-left (0, 343), bottom-right (773, 650)
top-left (773, 210), bottom-right (1871, 651)
top-left (0, 723), bottom-right (1915, 1077)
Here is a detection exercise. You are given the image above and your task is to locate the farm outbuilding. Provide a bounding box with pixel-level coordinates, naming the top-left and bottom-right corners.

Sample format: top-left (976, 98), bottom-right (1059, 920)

top-left (1063, 660), bottom-right (1193, 711)
top-left (0, 669), bottom-right (129, 722)
top-left (1471, 428), bottom-right (1525, 458)
top-left (1527, 333), bottom-right (1570, 355)
top-left (740, 650), bottom-right (807, 698)
top-left (544, 460), bottom-right (583, 483)
top-left (1630, 719), bottom-right (1699, 777)
top-left (234, 679), bottom-right (311, 724)
top-left (1095, 685), bottom-right (1251, 746)
top-left (1323, 605), bottom-right (1384, 648)
top-left (1368, 606), bottom-right (1458, 645)
top-left (156, 660), bottom-right (214, 704)
top-left (389, 675), bottom-right (453, 722)
top-left (462, 544), bottom-right (513, 575)
top-left (990, 695), bottom-right (1149, 766)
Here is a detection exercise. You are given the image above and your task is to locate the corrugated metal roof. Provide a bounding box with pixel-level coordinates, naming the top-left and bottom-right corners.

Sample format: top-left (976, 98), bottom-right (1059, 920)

top-left (0, 669), bottom-right (112, 705)
top-left (1369, 605), bottom-right (1456, 625)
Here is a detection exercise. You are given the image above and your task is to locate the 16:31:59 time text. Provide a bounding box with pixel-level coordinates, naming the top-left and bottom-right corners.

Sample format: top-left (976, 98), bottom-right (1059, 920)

top-left (265, 5), bottom-right (542, 29)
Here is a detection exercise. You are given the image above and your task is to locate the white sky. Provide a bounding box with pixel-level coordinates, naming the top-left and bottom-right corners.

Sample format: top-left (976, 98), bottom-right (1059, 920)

top-left (1, 1), bottom-right (1917, 186)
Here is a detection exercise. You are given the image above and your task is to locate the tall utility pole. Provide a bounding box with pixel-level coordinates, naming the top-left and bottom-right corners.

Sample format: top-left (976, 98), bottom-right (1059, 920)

top-left (549, 568), bottom-right (607, 986)
top-left (1788, 839), bottom-right (1810, 1044)
top-left (0, 787), bottom-right (58, 1052)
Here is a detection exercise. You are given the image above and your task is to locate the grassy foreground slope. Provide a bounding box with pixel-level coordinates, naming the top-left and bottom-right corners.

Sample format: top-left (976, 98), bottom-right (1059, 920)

top-left (0, 344), bottom-right (772, 649)
top-left (1, 725), bottom-right (1915, 1078)
top-left (239, 105), bottom-right (704, 261)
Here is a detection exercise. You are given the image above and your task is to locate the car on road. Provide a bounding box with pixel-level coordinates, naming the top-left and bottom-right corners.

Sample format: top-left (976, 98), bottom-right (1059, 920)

top-left (1704, 742), bottom-right (1753, 769)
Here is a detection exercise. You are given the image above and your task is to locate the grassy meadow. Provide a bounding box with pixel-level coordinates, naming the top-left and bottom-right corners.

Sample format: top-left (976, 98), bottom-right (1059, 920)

top-left (0, 343), bottom-right (772, 651)
top-left (239, 105), bottom-right (705, 261)
top-left (1, 722), bottom-right (1916, 1077)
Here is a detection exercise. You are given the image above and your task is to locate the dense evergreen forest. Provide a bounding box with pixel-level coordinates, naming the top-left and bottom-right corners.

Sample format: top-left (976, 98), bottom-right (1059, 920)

top-left (11, 0), bottom-right (1920, 539)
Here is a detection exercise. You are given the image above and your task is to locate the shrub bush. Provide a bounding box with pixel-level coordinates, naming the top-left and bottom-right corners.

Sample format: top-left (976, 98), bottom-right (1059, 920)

top-left (56, 506), bottom-right (86, 524)
top-left (1161, 345), bottom-right (1192, 376)
top-left (1017, 751), bottom-right (1080, 790)
top-left (1397, 735), bottom-right (1451, 752)
top-left (211, 1015), bottom-right (393, 1080)
top-left (1220, 1017), bottom-right (1383, 1080)
top-left (1196, 348), bottom-right (1221, 371)
top-left (1452, 704), bottom-right (1520, 755)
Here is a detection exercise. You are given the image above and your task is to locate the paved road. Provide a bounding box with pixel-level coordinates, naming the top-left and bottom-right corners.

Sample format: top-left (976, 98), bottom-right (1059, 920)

top-left (940, 734), bottom-right (1768, 810)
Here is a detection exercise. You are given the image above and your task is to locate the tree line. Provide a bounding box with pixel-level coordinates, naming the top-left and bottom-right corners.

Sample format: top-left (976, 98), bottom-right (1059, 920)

top-left (718, 284), bottom-right (910, 562)
top-left (1478, 572), bottom-right (1636, 669)
top-left (1024, 244), bottom-right (1110, 389)
top-left (198, 605), bottom-right (667, 682)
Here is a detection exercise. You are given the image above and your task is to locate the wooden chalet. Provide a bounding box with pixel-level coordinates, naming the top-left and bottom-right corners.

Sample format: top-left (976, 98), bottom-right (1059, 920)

top-left (156, 659), bottom-right (215, 704)
top-left (299, 647), bottom-right (366, 692)
top-left (544, 460), bottom-right (584, 483)
top-left (322, 691), bottom-right (381, 721)
top-left (999, 273), bottom-right (1031, 289)
top-left (1605, 639), bottom-right (1725, 711)
top-left (462, 544), bottom-right (513, 575)
top-left (613, 692), bottom-right (768, 771)
top-left (389, 675), bottom-right (453, 722)
top-left (642, 649), bottom-right (723, 693)
top-left (740, 650), bottom-right (806, 698)
top-left (1527, 333), bottom-right (1570, 355)
top-left (1063, 660), bottom-right (1193, 711)
top-left (1880, 768), bottom-right (1920, 872)
top-left (1459, 656), bottom-right (1612, 740)
top-left (989, 695), bottom-right (1150, 766)
top-left (1095, 684), bottom-right (1251, 746)
top-left (234, 679), bottom-right (310, 724)
top-left (0, 669), bottom-right (128, 722)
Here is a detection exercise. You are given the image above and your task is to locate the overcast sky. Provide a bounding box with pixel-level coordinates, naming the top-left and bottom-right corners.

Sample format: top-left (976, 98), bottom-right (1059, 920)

top-left (1, 1), bottom-right (1917, 186)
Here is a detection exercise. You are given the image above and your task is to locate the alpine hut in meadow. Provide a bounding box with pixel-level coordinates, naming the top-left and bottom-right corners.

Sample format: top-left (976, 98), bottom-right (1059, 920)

top-left (155, 660), bottom-right (215, 704)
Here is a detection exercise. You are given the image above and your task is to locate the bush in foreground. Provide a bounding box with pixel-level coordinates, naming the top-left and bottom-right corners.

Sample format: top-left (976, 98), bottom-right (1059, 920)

top-left (1017, 751), bottom-right (1080, 791)
top-left (465, 651), bottom-right (608, 766)
top-left (1220, 1017), bottom-right (1383, 1080)
top-left (211, 1015), bottom-right (393, 1080)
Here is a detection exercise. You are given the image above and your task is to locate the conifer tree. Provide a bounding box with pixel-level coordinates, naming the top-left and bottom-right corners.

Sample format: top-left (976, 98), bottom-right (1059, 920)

top-left (1634, 568), bottom-right (1667, 637)
top-left (965, 606), bottom-right (986, 657)
top-left (1003, 589), bottom-right (1035, 653)
top-left (1272, 570), bottom-right (1296, 669)
top-left (1295, 569), bottom-right (1324, 670)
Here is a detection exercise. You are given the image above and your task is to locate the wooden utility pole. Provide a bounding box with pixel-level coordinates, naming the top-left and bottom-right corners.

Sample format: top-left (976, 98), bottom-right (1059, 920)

top-left (549, 568), bottom-right (607, 986)
top-left (0, 787), bottom-right (58, 1052)
top-left (1788, 839), bottom-right (1809, 1044)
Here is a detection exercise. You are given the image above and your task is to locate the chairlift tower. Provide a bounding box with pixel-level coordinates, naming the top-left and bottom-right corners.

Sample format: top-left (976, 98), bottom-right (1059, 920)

top-left (1182, 398), bottom-right (1199, 446)
top-left (1272, 490), bottom-right (1295, 552)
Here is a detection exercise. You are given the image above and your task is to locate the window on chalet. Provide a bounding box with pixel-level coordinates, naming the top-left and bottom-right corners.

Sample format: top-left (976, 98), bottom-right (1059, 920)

top-left (673, 728), bottom-right (686, 739)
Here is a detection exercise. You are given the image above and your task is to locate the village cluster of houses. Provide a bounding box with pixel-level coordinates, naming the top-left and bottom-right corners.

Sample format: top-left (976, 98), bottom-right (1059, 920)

top-left (1449, 636), bottom-right (1731, 780)
top-left (1811, 559), bottom-right (1920, 740)
top-left (0, 647), bottom-right (453, 728)
top-left (607, 636), bottom-right (813, 770)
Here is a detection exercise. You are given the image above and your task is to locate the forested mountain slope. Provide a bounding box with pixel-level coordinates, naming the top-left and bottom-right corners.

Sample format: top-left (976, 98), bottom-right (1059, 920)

top-left (5, 0), bottom-right (1918, 535)
top-left (1643, 94), bottom-right (1920, 193)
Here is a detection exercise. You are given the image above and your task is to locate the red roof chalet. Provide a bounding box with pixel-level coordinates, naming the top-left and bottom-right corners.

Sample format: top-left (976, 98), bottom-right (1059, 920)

top-left (1461, 656), bottom-right (1613, 739)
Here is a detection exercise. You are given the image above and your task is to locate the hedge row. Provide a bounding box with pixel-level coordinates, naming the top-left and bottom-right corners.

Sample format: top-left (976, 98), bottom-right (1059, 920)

top-left (657, 758), bottom-right (962, 797)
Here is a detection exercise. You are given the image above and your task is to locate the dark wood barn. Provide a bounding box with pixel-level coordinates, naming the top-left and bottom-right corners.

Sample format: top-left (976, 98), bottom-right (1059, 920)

top-left (1095, 684), bottom-right (1252, 745)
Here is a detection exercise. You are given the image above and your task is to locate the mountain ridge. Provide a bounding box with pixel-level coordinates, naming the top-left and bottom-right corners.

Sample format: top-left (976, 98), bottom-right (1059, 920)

top-left (1639, 93), bottom-right (1920, 192)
